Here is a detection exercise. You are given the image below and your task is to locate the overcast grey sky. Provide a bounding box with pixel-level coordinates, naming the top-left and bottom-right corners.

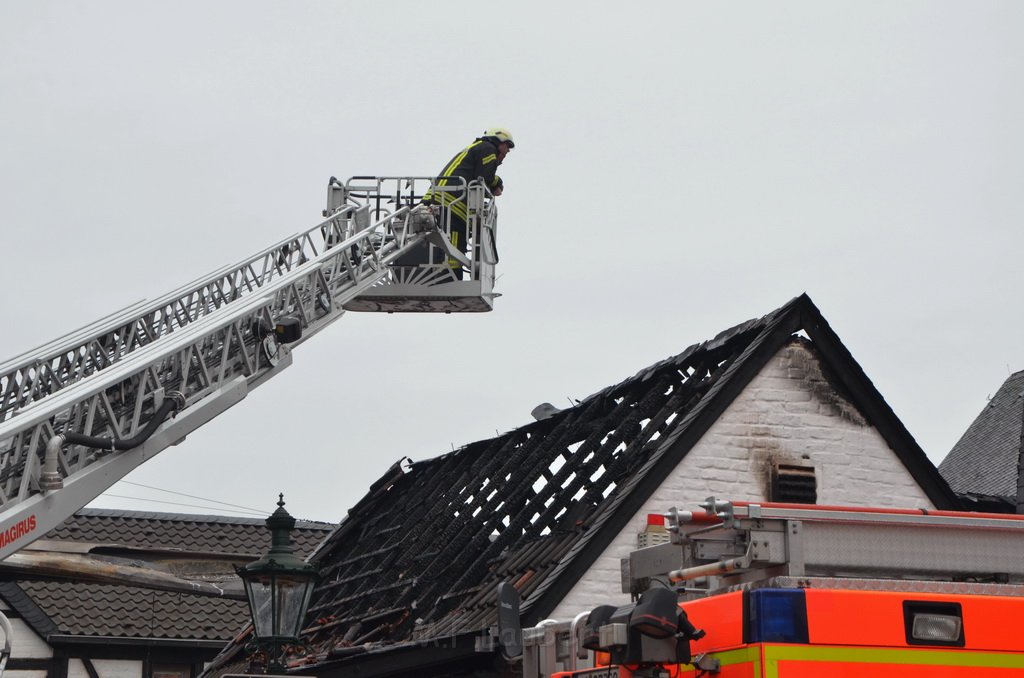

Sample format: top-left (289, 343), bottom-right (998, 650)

top-left (2, 2), bottom-right (1022, 522)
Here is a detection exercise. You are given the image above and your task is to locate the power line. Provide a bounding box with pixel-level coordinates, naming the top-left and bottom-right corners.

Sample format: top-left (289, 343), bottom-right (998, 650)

top-left (99, 493), bottom-right (266, 516)
top-left (115, 480), bottom-right (268, 514)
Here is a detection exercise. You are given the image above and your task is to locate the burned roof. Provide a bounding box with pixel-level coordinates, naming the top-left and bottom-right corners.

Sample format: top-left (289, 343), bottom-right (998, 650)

top-left (1, 508), bottom-right (335, 643)
top-left (206, 294), bottom-right (957, 676)
top-left (939, 370), bottom-right (1024, 508)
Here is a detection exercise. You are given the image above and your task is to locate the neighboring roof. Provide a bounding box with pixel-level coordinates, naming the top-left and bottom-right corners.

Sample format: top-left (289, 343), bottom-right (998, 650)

top-left (1, 508), bottom-right (335, 644)
top-left (46, 507), bottom-right (331, 554)
top-left (18, 580), bottom-right (246, 642)
top-left (939, 370), bottom-right (1024, 506)
top-left (206, 293), bottom-right (959, 676)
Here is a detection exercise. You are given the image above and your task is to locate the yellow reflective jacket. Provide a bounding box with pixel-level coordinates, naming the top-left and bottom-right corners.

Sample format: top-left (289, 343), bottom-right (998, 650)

top-left (424, 138), bottom-right (500, 220)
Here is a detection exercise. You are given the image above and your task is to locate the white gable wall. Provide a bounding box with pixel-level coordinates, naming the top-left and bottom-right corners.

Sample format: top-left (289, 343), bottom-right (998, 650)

top-left (549, 340), bottom-right (934, 619)
top-left (0, 596), bottom-right (53, 665)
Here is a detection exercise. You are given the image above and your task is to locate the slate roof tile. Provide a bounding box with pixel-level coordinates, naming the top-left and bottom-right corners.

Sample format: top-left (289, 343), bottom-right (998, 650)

top-left (939, 370), bottom-right (1024, 500)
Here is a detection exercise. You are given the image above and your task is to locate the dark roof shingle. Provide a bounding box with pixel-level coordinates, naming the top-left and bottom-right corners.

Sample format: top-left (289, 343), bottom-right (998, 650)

top-left (19, 580), bottom-right (248, 640)
top-left (48, 508), bottom-right (332, 554)
top-left (3, 508), bottom-right (335, 642)
top-left (939, 370), bottom-right (1024, 500)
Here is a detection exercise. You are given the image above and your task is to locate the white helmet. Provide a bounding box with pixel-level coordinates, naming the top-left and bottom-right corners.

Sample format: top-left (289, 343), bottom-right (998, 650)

top-left (484, 127), bottom-right (515, 148)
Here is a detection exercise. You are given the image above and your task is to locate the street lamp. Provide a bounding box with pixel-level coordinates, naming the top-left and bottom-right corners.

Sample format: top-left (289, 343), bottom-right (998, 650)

top-left (236, 494), bottom-right (319, 672)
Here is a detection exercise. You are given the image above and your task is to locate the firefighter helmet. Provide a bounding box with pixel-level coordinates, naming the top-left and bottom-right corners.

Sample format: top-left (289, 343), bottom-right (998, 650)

top-left (484, 127), bottom-right (515, 148)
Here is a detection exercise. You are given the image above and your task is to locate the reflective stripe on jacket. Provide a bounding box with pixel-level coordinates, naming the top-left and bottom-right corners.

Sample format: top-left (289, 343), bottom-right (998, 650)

top-left (424, 138), bottom-right (500, 220)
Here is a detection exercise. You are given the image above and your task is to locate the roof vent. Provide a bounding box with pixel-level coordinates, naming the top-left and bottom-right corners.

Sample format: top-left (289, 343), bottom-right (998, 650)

top-left (770, 463), bottom-right (817, 504)
top-left (531, 402), bottom-right (561, 421)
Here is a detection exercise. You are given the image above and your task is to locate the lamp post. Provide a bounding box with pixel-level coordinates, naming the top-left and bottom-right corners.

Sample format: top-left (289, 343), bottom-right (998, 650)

top-left (236, 494), bottom-right (319, 672)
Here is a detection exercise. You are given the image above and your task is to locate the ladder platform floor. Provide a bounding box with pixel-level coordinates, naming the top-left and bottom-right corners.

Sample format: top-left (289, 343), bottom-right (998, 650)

top-left (345, 280), bottom-right (495, 313)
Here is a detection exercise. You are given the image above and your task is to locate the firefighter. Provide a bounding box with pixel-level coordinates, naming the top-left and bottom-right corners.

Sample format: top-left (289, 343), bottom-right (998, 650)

top-left (423, 128), bottom-right (514, 278)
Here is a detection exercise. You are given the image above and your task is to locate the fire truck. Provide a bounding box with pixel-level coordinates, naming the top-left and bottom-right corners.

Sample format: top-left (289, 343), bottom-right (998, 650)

top-left (0, 175), bottom-right (499, 666)
top-left (517, 499), bottom-right (1024, 677)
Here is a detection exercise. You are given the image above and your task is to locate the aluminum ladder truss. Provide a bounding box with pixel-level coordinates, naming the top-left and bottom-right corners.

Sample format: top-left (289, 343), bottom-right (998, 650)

top-left (0, 176), bottom-right (484, 559)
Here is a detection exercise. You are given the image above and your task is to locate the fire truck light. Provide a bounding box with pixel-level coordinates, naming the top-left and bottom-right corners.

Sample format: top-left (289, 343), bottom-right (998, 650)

top-left (911, 613), bottom-right (962, 643)
top-left (902, 601), bottom-right (964, 647)
top-left (746, 589), bottom-right (809, 644)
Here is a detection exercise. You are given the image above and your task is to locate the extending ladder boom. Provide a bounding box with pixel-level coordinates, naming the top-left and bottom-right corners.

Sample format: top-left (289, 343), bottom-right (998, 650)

top-left (1, 205), bottom-right (361, 425)
top-left (0, 176), bottom-right (494, 559)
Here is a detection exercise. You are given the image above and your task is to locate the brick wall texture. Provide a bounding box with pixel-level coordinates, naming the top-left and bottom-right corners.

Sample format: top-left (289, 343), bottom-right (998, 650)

top-left (550, 340), bottom-right (934, 618)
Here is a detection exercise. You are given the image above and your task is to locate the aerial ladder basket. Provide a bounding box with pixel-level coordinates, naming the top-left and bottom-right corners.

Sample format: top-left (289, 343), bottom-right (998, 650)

top-left (330, 176), bottom-right (500, 313)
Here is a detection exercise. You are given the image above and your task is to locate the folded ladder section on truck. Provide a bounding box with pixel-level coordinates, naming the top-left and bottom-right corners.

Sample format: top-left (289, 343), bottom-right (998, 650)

top-left (658, 500), bottom-right (1024, 589)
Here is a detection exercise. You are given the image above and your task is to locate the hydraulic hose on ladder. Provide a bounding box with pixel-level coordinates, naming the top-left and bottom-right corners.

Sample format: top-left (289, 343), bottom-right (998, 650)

top-left (39, 392), bottom-right (186, 492)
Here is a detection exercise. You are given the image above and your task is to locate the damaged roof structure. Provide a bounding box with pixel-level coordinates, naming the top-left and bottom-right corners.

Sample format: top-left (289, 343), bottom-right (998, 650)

top-left (206, 293), bottom-right (959, 677)
top-left (0, 509), bottom-right (333, 675)
top-left (939, 369), bottom-right (1024, 513)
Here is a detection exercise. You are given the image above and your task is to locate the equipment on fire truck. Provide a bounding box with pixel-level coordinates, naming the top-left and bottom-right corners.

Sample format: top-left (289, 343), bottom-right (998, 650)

top-left (586, 587), bottom-right (704, 666)
top-left (0, 175), bottom-right (502, 568)
top-left (524, 499), bottom-right (1024, 677)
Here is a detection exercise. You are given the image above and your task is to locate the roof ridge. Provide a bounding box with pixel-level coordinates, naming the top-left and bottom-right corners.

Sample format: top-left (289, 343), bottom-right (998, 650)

top-left (578, 295), bottom-right (807, 407)
top-left (74, 508), bottom-right (335, 530)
